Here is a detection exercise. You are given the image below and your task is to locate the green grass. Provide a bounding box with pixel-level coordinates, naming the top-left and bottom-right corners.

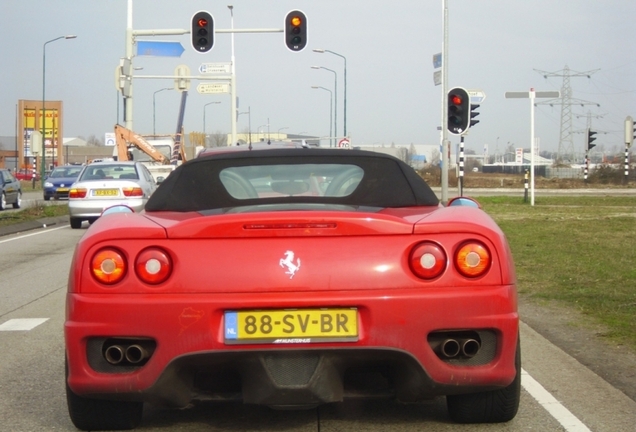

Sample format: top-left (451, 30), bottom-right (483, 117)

top-left (0, 202), bottom-right (69, 227)
top-left (477, 196), bottom-right (636, 349)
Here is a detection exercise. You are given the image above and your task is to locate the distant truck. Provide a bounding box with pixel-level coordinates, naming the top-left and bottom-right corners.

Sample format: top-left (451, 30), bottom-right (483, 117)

top-left (113, 125), bottom-right (182, 183)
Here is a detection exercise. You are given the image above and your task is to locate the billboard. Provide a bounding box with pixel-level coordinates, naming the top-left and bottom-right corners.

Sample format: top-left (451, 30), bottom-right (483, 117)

top-left (17, 100), bottom-right (64, 169)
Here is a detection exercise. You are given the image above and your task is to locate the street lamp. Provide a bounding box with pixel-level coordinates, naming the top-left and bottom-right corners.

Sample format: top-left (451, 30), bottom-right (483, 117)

top-left (42, 34), bottom-right (76, 183)
top-left (311, 86), bottom-right (333, 147)
top-left (313, 48), bottom-right (347, 137)
top-left (277, 127), bottom-right (289, 139)
top-left (153, 88), bottom-right (172, 135)
top-left (237, 106), bottom-right (251, 145)
top-left (203, 101), bottom-right (221, 134)
top-left (311, 66), bottom-right (337, 147)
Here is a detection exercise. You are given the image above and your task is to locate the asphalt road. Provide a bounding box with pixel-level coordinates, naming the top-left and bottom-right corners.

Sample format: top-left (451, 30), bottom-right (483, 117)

top-left (1, 224), bottom-right (635, 431)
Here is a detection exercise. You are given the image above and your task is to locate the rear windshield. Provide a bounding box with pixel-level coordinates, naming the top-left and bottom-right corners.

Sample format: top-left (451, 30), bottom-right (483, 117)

top-left (146, 149), bottom-right (439, 212)
top-left (50, 167), bottom-right (83, 178)
top-left (79, 165), bottom-right (139, 181)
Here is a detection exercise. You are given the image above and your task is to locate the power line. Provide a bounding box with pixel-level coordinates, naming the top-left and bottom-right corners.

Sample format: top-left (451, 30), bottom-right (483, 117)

top-left (533, 65), bottom-right (600, 162)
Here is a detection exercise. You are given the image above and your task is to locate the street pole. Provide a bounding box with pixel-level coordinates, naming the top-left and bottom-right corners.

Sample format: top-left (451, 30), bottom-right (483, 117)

top-left (313, 49), bottom-right (347, 137)
top-left (505, 88), bottom-right (560, 206)
top-left (311, 66), bottom-right (337, 147)
top-left (125, 0), bottom-right (134, 130)
top-left (153, 87), bottom-right (171, 135)
top-left (228, 5), bottom-right (237, 147)
top-left (312, 86), bottom-right (332, 147)
top-left (440, 0), bottom-right (449, 204)
top-left (42, 34), bottom-right (76, 185)
top-left (203, 101), bottom-right (221, 136)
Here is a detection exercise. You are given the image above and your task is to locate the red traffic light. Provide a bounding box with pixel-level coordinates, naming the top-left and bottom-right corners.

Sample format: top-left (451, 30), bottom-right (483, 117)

top-left (191, 11), bottom-right (214, 53)
top-left (450, 95), bottom-right (463, 106)
top-left (197, 18), bottom-right (208, 27)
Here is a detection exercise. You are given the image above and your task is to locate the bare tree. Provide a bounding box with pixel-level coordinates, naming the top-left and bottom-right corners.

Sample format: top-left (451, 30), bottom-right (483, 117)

top-left (207, 131), bottom-right (228, 147)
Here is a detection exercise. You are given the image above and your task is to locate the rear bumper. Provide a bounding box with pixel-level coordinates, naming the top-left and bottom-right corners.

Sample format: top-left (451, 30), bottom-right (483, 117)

top-left (68, 198), bottom-right (146, 218)
top-left (65, 286), bottom-right (518, 406)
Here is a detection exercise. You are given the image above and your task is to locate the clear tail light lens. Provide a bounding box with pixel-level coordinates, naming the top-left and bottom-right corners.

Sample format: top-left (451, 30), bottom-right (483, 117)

top-left (135, 248), bottom-right (172, 285)
top-left (409, 242), bottom-right (447, 279)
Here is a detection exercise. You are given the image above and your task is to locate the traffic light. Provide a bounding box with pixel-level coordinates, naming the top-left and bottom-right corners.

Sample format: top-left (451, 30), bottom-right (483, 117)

top-left (626, 116), bottom-right (635, 148)
top-left (285, 10), bottom-right (307, 52)
top-left (470, 103), bottom-right (480, 128)
top-left (191, 11), bottom-right (214, 53)
top-left (587, 128), bottom-right (597, 151)
top-left (447, 87), bottom-right (470, 135)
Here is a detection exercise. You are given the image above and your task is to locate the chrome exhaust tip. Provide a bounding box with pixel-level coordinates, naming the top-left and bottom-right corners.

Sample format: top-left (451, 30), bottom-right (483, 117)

top-left (104, 345), bottom-right (125, 365)
top-left (125, 344), bottom-right (149, 364)
top-left (440, 339), bottom-right (461, 358)
top-left (461, 339), bottom-right (481, 358)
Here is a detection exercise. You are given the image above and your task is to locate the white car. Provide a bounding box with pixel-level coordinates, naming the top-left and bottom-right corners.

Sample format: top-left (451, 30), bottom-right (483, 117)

top-left (68, 161), bottom-right (158, 229)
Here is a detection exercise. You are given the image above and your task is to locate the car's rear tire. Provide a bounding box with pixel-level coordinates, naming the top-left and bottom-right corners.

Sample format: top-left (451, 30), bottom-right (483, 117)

top-left (66, 359), bottom-right (143, 431)
top-left (13, 192), bottom-right (21, 209)
top-left (44, 196), bottom-right (51, 201)
top-left (70, 218), bottom-right (83, 229)
top-left (446, 337), bottom-right (521, 423)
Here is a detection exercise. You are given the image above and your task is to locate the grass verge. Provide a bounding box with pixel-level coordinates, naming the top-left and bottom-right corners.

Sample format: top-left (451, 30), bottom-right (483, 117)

top-left (477, 195), bottom-right (636, 350)
top-left (0, 202), bottom-right (69, 227)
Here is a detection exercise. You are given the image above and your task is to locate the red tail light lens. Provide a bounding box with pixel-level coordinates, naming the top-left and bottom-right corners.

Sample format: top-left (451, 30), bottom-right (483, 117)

top-left (69, 188), bottom-right (87, 198)
top-left (122, 187), bottom-right (143, 197)
top-left (409, 242), bottom-right (447, 280)
top-left (91, 249), bottom-right (126, 284)
top-left (135, 248), bottom-right (172, 284)
top-left (455, 241), bottom-right (491, 277)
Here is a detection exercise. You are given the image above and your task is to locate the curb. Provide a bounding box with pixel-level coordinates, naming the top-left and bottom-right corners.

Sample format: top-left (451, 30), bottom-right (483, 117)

top-left (0, 215), bottom-right (69, 237)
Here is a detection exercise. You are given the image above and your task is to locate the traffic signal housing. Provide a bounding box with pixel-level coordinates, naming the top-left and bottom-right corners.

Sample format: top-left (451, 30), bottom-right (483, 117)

top-left (285, 10), bottom-right (307, 52)
top-left (447, 87), bottom-right (470, 135)
top-left (191, 11), bottom-right (214, 53)
top-left (470, 103), bottom-right (480, 128)
top-left (587, 128), bottom-right (597, 151)
top-left (626, 116), bottom-right (635, 148)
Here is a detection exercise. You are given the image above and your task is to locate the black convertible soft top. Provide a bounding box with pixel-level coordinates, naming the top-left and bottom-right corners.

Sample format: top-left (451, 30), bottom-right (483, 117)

top-left (145, 148), bottom-right (439, 212)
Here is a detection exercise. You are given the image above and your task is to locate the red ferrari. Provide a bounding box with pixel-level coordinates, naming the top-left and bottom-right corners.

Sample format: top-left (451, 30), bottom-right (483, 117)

top-left (65, 148), bottom-right (519, 430)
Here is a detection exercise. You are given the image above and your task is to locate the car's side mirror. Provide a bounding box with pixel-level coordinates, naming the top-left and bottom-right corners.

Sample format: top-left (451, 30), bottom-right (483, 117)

top-left (447, 197), bottom-right (481, 208)
top-left (101, 205), bottom-right (135, 216)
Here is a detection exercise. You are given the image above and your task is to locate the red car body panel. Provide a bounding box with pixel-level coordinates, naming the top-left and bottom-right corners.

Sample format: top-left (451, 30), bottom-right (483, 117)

top-left (64, 149), bottom-right (519, 426)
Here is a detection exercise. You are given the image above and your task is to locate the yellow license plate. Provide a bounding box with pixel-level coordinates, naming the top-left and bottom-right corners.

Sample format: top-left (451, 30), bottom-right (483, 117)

top-left (224, 309), bottom-right (358, 344)
top-left (57, 188), bottom-right (69, 192)
top-left (93, 189), bottom-right (119, 196)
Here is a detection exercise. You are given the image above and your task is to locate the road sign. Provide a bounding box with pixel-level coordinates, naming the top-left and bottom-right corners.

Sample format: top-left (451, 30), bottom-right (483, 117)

top-left (137, 41), bottom-right (185, 57)
top-left (337, 138), bottom-right (350, 148)
top-left (467, 89), bottom-right (486, 103)
top-left (197, 83), bottom-right (230, 94)
top-left (199, 62), bottom-right (231, 74)
top-left (104, 133), bottom-right (116, 146)
top-left (433, 53), bottom-right (442, 69)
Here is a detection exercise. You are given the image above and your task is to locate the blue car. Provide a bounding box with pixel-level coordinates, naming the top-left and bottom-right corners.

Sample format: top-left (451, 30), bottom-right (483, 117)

top-left (43, 165), bottom-right (83, 201)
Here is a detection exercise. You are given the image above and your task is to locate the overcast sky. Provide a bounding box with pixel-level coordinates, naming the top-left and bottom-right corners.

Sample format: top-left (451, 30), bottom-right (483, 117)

top-left (1, 0), bottom-right (634, 155)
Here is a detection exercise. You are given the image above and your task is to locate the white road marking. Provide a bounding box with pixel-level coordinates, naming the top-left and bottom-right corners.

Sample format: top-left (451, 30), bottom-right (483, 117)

top-left (0, 225), bottom-right (68, 244)
top-left (522, 368), bottom-right (591, 431)
top-left (0, 318), bottom-right (49, 331)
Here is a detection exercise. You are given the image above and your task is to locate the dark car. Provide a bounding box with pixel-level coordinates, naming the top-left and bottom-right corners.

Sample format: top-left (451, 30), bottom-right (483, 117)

top-left (0, 168), bottom-right (22, 210)
top-left (43, 165), bottom-right (83, 201)
top-left (65, 148), bottom-right (520, 430)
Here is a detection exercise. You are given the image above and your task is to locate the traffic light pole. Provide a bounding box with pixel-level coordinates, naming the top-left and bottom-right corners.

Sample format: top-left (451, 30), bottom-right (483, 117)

top-left (458, 135), bottom-right (464, 196)
top-left (440, 0), bottom-right (449, 205)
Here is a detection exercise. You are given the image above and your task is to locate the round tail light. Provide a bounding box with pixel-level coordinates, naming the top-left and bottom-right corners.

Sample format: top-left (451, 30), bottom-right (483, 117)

top-left (409, 242), bottom-right (447, 280)
top-left (91, 249), bottom-right (126, 284)
top-left (455, 241), bottom-right (491, 278)
top-left (135, 248), bottom-right (172, 284)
